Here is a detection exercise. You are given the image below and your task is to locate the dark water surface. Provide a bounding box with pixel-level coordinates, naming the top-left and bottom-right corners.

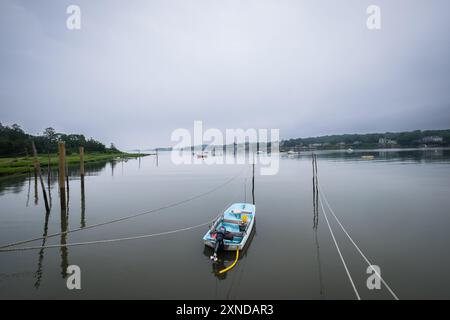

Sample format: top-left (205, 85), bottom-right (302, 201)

top-left (1, 149), bottom-right (450, 299)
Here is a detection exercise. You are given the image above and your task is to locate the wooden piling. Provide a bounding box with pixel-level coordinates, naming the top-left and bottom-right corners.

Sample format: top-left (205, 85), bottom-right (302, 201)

top-left (31, 141), bottom-right (50, 212)
top-left (47, 152), bottom-right (51, 186)
top-left (312, 153), bottom-right (319, 229)
top-left (58, 141), bottom-right (66, 211)
top-left (65, 152), bottom-right (70, 210)
top-left (79, 146), bottom-right (85, 177)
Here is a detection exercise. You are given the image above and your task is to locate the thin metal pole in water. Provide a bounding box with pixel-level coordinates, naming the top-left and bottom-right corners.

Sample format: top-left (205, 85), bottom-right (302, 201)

top-left (252, 153), bottom-right (255, 205)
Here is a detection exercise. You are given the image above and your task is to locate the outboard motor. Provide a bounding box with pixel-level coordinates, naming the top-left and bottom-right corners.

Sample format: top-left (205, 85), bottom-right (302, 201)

top-left (210, 226), bottom-right (226, 262)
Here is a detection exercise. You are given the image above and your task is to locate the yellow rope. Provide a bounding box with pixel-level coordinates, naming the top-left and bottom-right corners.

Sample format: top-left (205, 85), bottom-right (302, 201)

top-left (218, 249), bottom-right (239, 274)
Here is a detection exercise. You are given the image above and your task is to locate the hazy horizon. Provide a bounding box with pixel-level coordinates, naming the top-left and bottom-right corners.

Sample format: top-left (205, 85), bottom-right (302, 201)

top-left (1, 0), bottom-right (450, 150)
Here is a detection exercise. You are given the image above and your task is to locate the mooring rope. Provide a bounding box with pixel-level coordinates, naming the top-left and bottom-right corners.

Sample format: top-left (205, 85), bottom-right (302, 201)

top-left (319, 194), bottom-right (361, 300)
top-left (0, 221), bottom-right (213, 252)
top-left (319, 186), bottom-right (400, 300)
top-left (0, 167), bottom-right (245, 250)
top-left (219, 249), bottom-right (239, 274)
top-left (0, 166), bottom-right (250, 253)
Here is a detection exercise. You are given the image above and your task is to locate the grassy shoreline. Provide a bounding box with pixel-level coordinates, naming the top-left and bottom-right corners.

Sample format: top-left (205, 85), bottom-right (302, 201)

top-left (0, 152), bottom-right (148, 177)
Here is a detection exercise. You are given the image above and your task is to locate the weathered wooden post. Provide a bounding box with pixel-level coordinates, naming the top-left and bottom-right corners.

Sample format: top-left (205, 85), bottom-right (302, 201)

top-left (47, 152), bottom-right (51, 179)
top-left (79, 146), bottom-right (85, 177)
top-left (58, 141), bottom-right (66, 211)
top-left (65, 156), bottom-right (70, 197)
top-left (31, 141), bottom-right (50, 212)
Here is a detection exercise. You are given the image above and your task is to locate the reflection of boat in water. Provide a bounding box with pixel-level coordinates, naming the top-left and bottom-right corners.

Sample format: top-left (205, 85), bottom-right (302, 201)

top-left (361, 155), bottom-right (375, 160)
top-left (203, 222), bottom-right (256, 279)
top-left (203, 203), bottom-right (255, 252)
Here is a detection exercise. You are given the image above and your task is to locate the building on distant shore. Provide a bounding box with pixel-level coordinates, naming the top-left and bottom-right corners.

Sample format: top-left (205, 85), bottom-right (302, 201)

top-left (378, 138), bottom-right (397, 145)
top-left (422, 136), bottom-right (443, 143)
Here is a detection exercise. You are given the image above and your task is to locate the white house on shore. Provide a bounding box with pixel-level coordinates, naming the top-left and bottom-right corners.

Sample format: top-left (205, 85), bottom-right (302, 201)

top-left (378, 138), bottom-right (397, 145)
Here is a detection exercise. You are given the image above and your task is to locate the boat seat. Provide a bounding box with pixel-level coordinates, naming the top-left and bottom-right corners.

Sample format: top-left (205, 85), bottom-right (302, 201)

top-left (223, 218), bottom-right (242, 225)
top-left (228, 231), bottom-right (244, 237)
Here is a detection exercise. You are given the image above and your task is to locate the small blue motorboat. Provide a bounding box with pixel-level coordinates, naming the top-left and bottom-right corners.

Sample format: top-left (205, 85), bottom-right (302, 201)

top-left (203, 203), bottom-right (255, 261)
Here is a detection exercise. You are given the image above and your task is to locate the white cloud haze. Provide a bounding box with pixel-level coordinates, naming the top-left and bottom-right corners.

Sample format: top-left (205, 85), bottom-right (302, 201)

top-left (1, 0), bottom-right (449, 149)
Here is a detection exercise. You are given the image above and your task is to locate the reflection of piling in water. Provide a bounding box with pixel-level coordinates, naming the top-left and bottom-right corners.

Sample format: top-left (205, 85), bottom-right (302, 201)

top-left (81, 176), bottom-right (86, 228)
top-left (34, 168), bottom-right (38, 205)
top-left (34, 209), bottom-right (51, 288)
top-left (26, 170), bottom-right (31, 207)
top-left (60, 207), bottom-right (69, 278)
top-left (32, 141), bottom-right (50, 212)
top-left (58, 142), bottom-right (66, 211)
top-left (111, 160), bottom-right (116, 176)
top-left (314, 225), bottom-right (324, 298)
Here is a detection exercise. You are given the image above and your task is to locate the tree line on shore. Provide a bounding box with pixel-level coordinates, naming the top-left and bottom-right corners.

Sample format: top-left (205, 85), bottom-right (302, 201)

top-left (281, 129), bottom-right (450, 150)
top-left (0, 123), bottom-right (119, 157)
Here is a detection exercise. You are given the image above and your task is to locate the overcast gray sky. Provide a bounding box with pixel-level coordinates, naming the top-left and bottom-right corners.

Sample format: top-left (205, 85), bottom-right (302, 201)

top-left (1, 0), bottom-right (449, 150)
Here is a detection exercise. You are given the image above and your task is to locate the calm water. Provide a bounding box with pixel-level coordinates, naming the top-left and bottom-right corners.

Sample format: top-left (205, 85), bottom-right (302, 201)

top-left (1, 149), bottom-right (450, 299)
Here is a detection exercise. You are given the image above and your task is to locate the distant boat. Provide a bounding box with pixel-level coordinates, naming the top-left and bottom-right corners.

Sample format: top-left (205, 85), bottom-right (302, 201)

top-left (196, 152), bottom-right (208, 159)
top-left (203, 203), bottom-right (256, 255)
top-left (347, 148), bottom-right (354, 153)
top-left (361, 155), bottom-right (375, 160)
top-left (287, 150), bottom-right (296, 155)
